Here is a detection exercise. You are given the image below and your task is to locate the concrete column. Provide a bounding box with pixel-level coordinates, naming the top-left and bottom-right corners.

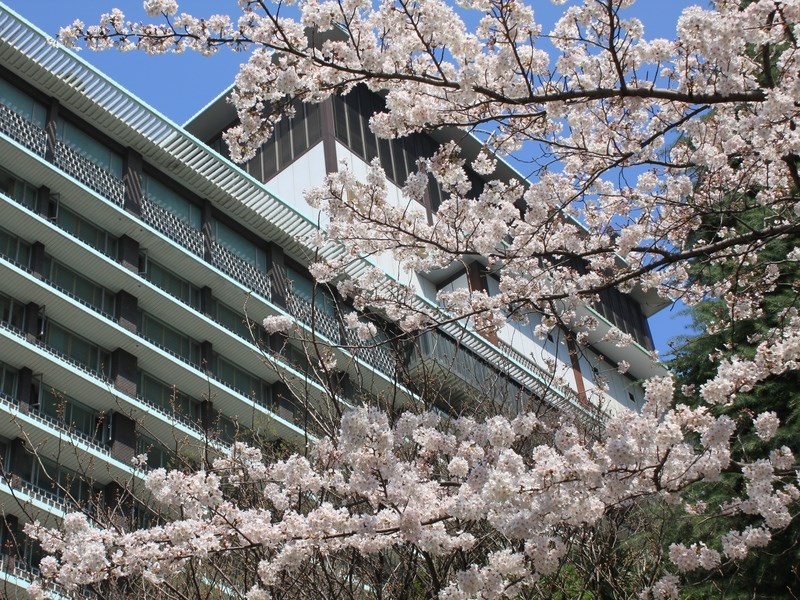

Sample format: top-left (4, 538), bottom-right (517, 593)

top-left (110, 348), bottom-right (137, 398)
top-left (117, 235), bottom-right (140, 273)
top-left (109, 412), bottom-right (136, 464)
top-left (123, 148), bottom-right (143, 216)
top-left (115, 290), bottom-right (138, 333)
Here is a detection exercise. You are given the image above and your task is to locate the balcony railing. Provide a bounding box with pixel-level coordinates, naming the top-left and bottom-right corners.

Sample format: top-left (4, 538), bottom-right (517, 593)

top-left (0, 102), bottom-right (46, 157)
top-left (29, 406), bottom-right (108, 456)
top-left (210, 240), bottom-right (272, 301)
top-left (42, 278), bottom-right (115, 322)
top-left (136, 331), bottom-right (200, 371)
top-left (0, 388), bottom-right (108, 458)
top-left (52, 140), bottom-right (124, 206)
top-left (0, 556), bottom-right (96, 599)
top-left (495, 340), bottom-right (579, 407)
top-left (0, 96), bottom-right (605, 428)
top-left (135, 392), bottom-right (205, 436)
top-left (141, 195), bottom-right (204, 257)
top-left (344, 329), bottom-right (398, 377)
top-left (407, 329), bottom-right (607, 426)
top-left (406, 330), bottom-right (526, 410)
top-left (0, 318), bottom-right (111, 385)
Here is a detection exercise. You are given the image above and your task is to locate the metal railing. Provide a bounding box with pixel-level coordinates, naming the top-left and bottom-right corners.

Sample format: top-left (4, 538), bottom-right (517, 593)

top-left (0, 318), bottom-right (112, 385)
top-left (141, 195), bottom-right (204, 257)
top-left (344, 329), bottom-right (398, 376)
top-left (135, 392), bottom-right (205, 435)
top-left (0, 98), bottom-right (604, 428)
top-left (52, 140), bottom-right (124, 206)
top-left (210, 240), bottom-right (272, 301)
top-left (0, 102), bottom-right (46, 156)
top-left (28, 405), bottom-right (108, 457)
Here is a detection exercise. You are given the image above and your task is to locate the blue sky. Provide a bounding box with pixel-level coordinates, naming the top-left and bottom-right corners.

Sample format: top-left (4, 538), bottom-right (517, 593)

top-left (2, 0), bottom-right (700, 356)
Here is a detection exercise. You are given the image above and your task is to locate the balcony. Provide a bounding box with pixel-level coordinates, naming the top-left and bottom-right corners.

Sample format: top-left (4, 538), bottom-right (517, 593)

top-left (210, 240), bottom-right (272, 301)
top-left (0, 390), bottom-right (108, 459)
top-left (405, 330), bottom-right (525, 411)
top-left (406, 329), bottom-right (608, 428)
top-left (0, 315), bottom-right (111, 386)
top-left (52, 140), bottom-right (124, 207)
top-left (344, 329), bottom-right (398, 377)
top-left (141, 195), bottom-right (204, 257)
top-left (0, 102), bottom-right (46, 157)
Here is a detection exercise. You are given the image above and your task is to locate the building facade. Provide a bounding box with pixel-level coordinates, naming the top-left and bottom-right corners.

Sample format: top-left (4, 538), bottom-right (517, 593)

top-left (0, 4), bottom-right (666, 595)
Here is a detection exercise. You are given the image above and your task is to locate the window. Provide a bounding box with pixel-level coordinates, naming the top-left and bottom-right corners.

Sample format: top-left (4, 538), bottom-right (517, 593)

top-left (136, 434), bottom-right (173, 470)
top-left (0, 438), bottom-right (8, 473)
top-left (29, 456), bottom-right (98, 503)
top-left (222, 98), bottom-right (322, 181)
top-left (45, 321), bottom-right (111, 376)
top-left (138, 372), bottom-right (201, 422)
top-left (56, 205), bottom-right (118, 257)
top-left (215, 301), bottom-right (259, 342)
top-left (0, 360), bottom-right (17, 400)
top-left (0, 292), bottom-right (26, 331)
top-left (286, 266), bottom-right (337, 317)
top-left (215, 413), bottom-right (240, 444)
top-left (142, 174), bottom-right (202, 229)
top-left (43, 256), bottom-right (115, 315)
top-left (0, 167), bottom-right (38, 210)
top-left (0, 78), bottom-right (46, 128)
top-left (143, 259), bottom-right (202, 309)
top-left (56, 117), bottom-right (122, 178)
top-left (0, 225), bottom-right (31, 267)
top-left (596, 288), bottom-right (653, 350)
top-left (215, 355), bottom-right (271, 406)
top-left (39, 387), bottom-right (102, 441)
top-left (332, 86), bottom-right (449, 206)
top-left (211, 218), bottom-right (267, 270)
top-left (140, 313), bottom-right (201, 365)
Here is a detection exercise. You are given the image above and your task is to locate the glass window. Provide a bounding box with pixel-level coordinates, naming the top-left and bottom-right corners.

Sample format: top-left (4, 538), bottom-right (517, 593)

top-left (261, 140), bottom-right (278, 180)
top-left (0, 438), bottom-right (7, 472)
top-left (0, 361), bottom-right (17, 400)
top-left (137, 434), bottom-right (173, 470)
top-left (32, 456), bottom-right (97, 503)
top-left (215, 301), bottom-right (259, 342)
top-left (56, 206), bottom-right (118, 257)
top-left (56, 117), bottom-right (122, 178)
top-left (0, 167), bottom-right (38, 210)
top-left (215, 355), bottom-right (271, 406)
top-left (140, 313), bottom-right (200, 365)
top-left (0, 78), bottom-right (46, 128)
top-left (45, 321), bottom-right (110, 376)
top-left (0, 226), bottom-right (31, 267)
top-left (44, 257), bottom-right (115, 314)
top-left (286, 266), bottom-right (337, 317)
top-left (144, 259), bottom-right (201, 309)
top-left (143, 174), bottom-right (202, 229)
top-left (0, 292), bottom-right (26, 331)
top-left (277, 118), bottom-right (292, 169)
top-left (139, 372), bottom-right (201, 421)
top-left (211, 218), bottom-right (267, 270)
top-left (40, 388), bottom-right (101, 440)
top-left (216, 413), bottom-right (239, 444)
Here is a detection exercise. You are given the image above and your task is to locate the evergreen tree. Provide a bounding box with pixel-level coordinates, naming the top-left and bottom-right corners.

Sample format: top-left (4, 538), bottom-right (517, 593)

top-left (670, 208), bottom-right (800, 598)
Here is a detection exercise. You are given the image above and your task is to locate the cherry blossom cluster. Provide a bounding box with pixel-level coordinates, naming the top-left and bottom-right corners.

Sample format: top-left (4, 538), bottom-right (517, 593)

top-left (30, 381), bottom-right (796, 597)
top-left (56, 1), bottom-right (800, 328)
top-left (46, 0), bottom-right (800, 596)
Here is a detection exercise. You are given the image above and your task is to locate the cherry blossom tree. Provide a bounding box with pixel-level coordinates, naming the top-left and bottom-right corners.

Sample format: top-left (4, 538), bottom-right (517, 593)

top-left (28, 0), bottom-right (800, 597)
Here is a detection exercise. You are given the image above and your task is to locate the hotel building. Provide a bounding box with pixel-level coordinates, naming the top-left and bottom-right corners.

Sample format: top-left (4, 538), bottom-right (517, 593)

top-left (0, 4), bottom-right (667, 595)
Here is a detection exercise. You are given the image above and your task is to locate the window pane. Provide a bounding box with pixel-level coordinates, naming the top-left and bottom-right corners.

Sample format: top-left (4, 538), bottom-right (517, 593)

top-left (57, 118), bottom-right (122, 177)
top-left (0, 78), bottom-right (46, 128)
top-left (144, 174), bottom-right (201, 228)
top-left (213, 219), bottom-right (266, 269)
